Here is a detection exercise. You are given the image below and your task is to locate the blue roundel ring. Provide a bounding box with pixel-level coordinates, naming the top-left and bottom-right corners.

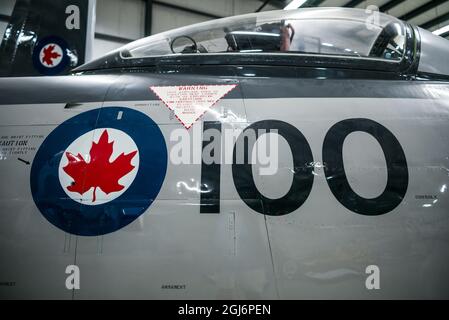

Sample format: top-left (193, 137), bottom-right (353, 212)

top-left (30, 107), bottom-right (168, 236)
top-left (32, 36), bottom-right (70, 75)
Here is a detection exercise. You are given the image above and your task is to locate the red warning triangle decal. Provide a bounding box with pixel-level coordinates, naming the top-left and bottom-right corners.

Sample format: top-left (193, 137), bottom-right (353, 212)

top-left (150, 84), bottom-right (237, 129)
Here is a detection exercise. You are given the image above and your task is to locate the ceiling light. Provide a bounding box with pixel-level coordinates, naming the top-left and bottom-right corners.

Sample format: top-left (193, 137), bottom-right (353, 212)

top-left (284, 0), bottom-right (307, 10)
top-left (432, 25), bottom-right (449, 36)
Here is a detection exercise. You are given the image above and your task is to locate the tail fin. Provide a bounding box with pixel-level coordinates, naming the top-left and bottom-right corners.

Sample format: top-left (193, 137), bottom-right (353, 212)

top-left (0, 0), bottom-right (95, 77)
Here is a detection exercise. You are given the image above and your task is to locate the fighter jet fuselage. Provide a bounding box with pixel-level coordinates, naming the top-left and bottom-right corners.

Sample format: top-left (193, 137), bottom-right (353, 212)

top-left (1, 8), bottom-right (449, 299)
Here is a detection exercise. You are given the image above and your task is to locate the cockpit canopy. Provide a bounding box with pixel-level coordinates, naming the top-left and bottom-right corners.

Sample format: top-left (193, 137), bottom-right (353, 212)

top-left (121, 8), bottom-right (406, 61)
top-left (77, 7), bottom-right (446, 77)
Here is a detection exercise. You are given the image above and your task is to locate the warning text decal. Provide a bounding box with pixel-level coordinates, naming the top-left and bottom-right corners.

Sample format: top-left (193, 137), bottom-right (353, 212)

top-left (150, 84), bottom-right (237, 129)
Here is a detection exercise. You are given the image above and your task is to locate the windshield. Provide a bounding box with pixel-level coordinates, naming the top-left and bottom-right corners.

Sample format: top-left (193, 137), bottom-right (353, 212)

top-left (120, 8), bottom-right (406, 62)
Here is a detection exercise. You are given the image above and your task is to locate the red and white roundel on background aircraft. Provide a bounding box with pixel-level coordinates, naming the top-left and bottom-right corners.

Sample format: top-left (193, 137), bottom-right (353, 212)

top-left (39, 43), bottom-right (64, 68)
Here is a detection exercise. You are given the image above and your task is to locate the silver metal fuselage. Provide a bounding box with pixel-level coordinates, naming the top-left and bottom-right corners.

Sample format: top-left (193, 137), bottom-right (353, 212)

top-left (1, 68), bottom-right (449, 299)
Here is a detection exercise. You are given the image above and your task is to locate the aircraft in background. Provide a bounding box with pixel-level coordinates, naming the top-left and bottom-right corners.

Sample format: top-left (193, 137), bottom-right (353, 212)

top-left (0, 0), bottom-right (95, 77)
top-left (1, 8), bottom-right (449, 299)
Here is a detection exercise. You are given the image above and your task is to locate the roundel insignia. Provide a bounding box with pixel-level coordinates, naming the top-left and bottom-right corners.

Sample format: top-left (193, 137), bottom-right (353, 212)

top-left (32, 36), bottom-right (70, 75)
top-left (30, 107), bottom-right (168, 236)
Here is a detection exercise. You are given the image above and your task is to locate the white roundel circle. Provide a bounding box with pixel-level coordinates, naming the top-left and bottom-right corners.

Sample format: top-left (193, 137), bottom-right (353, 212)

top-left (39, 43), bottom-right (64, 68)
top-left (58, 128), bottom-right (140, 206)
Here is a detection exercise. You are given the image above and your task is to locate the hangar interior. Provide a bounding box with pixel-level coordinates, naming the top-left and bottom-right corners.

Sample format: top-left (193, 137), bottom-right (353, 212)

top-left (0, 0), bottom-right (448, 60)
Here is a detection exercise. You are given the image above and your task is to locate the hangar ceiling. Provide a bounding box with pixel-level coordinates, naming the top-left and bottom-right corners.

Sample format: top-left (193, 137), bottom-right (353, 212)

top-left (0, 0), bottom-right (448, 60)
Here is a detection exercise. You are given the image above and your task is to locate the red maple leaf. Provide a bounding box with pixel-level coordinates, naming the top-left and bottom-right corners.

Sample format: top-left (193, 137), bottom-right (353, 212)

top-left (63, 130), bottom-right (138, 202)
top-left (42, 45), bottom-right (61, 66)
